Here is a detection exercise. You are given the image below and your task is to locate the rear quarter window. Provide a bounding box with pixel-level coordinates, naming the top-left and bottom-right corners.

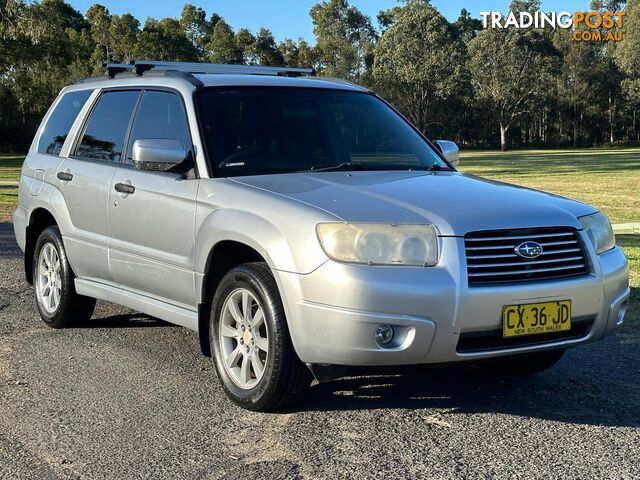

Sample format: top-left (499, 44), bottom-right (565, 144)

top-left (38, 90), bottom-right (92, 155)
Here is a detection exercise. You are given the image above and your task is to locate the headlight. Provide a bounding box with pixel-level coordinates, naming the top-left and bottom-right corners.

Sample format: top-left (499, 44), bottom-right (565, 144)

top-left (316, 223), bottom-right (439, 266)
top-left (579, 212), bottom-right (615, 254)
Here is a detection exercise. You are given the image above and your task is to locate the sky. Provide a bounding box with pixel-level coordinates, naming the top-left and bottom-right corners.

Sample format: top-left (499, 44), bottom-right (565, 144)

top-left (66, 0), bottom-right (591, 42)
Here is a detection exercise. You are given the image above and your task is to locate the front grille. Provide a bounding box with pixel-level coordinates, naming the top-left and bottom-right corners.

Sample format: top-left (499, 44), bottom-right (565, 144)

top-left (456, 317), bottom-right (594, 353)
top-left (465, 227), bottom-right (590, 286)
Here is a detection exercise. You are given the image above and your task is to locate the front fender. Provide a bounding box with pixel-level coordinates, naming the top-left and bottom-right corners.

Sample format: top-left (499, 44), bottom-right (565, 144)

top-left (194, 208), bottom-right (326, 275)
top-left (193, 207), bottom-right (331, 359)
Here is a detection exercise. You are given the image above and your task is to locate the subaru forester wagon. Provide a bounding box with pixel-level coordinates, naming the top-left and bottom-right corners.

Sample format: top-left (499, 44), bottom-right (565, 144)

top-left (13, 61), bottom-right (630, 411)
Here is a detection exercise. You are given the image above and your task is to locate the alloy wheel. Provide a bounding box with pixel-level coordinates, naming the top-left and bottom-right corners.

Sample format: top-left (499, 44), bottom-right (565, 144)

top-left (218, 288), bottom-right (269, 389)
top-left (36, 243), bottom-right (62, 314)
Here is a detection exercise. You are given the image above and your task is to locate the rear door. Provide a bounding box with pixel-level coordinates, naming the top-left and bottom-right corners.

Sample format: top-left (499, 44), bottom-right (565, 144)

top-left (108, 89), bottom-right (198, 309)
top-left (56, 89), bottom-right (140, 283)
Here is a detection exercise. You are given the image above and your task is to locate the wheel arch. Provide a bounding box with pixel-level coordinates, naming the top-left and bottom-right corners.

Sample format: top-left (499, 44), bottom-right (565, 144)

top-left (198, 240), bottom-right (268, 357)
top-left (195, 209), bottom-right (305, 357)
top-left (24, 207), bottom-right (60, 284)
top-left (194, 208), bottom-right (329, 358)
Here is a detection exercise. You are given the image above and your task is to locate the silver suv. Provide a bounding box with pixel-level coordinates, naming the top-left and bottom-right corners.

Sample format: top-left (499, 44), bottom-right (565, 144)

top-left (13, 61), bottom-right (630, 411)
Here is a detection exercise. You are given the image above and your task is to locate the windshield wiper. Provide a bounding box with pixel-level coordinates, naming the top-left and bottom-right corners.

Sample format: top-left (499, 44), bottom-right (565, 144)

top-left (309, 162), bottom-right (366, 172)
top-left (427, 164), bottom-right (449, 171)
top-left (307, 162), bottom-right (449, 173)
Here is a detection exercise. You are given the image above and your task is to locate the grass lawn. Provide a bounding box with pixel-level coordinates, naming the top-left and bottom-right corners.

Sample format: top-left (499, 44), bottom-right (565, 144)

top-left (0, 154), bottom-right (22, 222)
top-left (1, 149), bottom-right (638, 330)
top-left (0, 154), bottom-right (23, 181)
top-left (459, 148), bottom-right (640, 225)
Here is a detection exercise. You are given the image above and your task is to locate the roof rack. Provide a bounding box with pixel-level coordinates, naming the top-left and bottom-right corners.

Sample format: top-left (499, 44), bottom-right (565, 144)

top-left (104, 60), bottom-right (316, 79)
top-left (104, 63), bottom-right (134, 78)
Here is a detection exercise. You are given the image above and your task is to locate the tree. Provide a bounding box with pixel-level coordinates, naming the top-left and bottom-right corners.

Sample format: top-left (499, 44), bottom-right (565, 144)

top-left (253, 28), bottom-right (283, 66)
top-left (589, 0), bottom-right (626, 145)
top-left (235, 28), bottom-right (256, 64)
top-left (376, 5), bottom-right (403, 32)
top-left (1, 0), bottom-right (90, 148)
top-left (615, 0), bottom-right (640, 141)
top-left (614, 0), bottom-right (638, 78)
top-left (590, 0), bottom-right (626, 12)
top-left (310, 0), bottom-right (376, 81)
top-left (109, 14), bottom-right (139, 63)
top-left (278, 38), bottom-right (299, 66)
top-left (2, 0), bottom-right (640, 151)
top-left (373, 1), bottom-right (468, 134)
top-left (509, 0), bottom-right (541, 14)
top-left (135, 17), bottom-right (198, 62)
top-left (453, 8), bottom-right (482, 43)
top-left (622, 78), bottom-right (640, 141)
top-left (296, 39), bottom-right (317, 68)
top-left (468, 28), bottom-right (558, 150)
top-left (179, 4), bottom-right (213, 55)
top-left (207, 19), bottom-right (241, 64)
top-left (86, 4), bottom-right (112, 63)
top-left (278, 38), bottom-right (317, 68)
top-left (554, 31), bottom-right (602, 146)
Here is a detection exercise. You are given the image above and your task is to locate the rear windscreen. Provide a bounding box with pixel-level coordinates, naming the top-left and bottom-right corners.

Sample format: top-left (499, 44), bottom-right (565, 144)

top-left (38, 90), bottom-right (92, 155)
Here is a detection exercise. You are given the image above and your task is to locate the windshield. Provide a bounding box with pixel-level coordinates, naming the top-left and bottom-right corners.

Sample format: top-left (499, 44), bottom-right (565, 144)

top-left (195, 87), bottom-right (449, 177)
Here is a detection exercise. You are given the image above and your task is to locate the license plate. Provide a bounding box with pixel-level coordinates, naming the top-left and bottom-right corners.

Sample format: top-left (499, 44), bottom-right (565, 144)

top-left (502, 300), bottom-right (571, 338)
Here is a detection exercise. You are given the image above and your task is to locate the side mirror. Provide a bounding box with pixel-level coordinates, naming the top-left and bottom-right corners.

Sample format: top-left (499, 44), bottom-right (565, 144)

top-left (132, 138), bottom-right (187, 172)
top-left (435, 140), bottom-right (460, 167)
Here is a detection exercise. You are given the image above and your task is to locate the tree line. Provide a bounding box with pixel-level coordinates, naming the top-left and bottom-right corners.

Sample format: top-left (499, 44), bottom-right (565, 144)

top-left (1, 0), bottom-right (639, 152)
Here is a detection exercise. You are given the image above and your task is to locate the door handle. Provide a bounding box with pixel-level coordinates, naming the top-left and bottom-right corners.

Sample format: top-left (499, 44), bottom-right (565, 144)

top-left (114, 182), bottom-right (135, 195)
top-left (57, 171), bottom-right (73, 182)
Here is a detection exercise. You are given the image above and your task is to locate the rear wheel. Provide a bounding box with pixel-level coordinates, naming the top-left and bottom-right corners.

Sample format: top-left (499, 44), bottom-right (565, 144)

top-left (33, 226), bottom-right (96, 328)
top-left (488, 349), bottom-right (565, 376)
top-left (210, 262), bottom-right (310, 411)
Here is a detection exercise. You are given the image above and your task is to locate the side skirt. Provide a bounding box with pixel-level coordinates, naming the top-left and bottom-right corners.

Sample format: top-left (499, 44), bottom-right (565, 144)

top-left (74, 278), bottom-right (199, 331)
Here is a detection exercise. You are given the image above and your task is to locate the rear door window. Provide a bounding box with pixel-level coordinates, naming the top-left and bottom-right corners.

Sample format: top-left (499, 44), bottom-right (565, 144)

top-left (38, 90), bottom-right (92, 155)
top-left (76, 90), bottom-right (140, 163)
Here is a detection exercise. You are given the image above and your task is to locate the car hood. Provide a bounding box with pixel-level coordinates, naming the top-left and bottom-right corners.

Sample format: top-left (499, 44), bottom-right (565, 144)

top-left (229, 171), bottom-right (596, 236)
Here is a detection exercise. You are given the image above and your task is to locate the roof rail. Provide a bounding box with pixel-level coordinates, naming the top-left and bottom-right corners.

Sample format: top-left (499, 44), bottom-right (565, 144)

top-left (103, 60), bottom-right (316, 79)
top-left (307, 76), bottom-right (364, 89)
top-left (140, 69), bottom-right (204, 87)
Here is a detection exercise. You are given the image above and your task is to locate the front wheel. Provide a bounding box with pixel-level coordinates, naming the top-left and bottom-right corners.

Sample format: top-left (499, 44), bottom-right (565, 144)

top-left (210, 262), bottom-right (310, 411)
top-left (33, 226), bottom-right (96, 328)
top-left (487, 349), bottom-right (565, 376)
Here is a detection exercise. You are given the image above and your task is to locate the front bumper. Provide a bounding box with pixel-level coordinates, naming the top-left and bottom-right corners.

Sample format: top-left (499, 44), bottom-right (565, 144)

top-left (274, 235), bottom-right (629, 366)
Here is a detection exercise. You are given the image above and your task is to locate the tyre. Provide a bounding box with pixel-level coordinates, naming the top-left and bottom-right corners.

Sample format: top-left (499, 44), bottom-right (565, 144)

top-left (209, 262), bottom-right (311, 411)
top-left (33, 226), bottom-right (96, 328)
top-left (487, 349), bottom-right (565, 376)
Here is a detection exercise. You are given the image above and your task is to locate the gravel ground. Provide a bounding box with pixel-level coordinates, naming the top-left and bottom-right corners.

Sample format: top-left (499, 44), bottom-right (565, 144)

top-left (0, 222), bottom-right (639, 479)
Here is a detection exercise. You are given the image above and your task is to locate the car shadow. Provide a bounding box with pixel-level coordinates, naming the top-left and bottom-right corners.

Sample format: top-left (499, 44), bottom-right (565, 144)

top-left (292, 339), bottom-right (640, 428)
top-left (75, 312), bottom-right (177, 329)
top-left (84, 308), bottom-right (639, 430)
top-left (45, 306), bottom-right (640, 428)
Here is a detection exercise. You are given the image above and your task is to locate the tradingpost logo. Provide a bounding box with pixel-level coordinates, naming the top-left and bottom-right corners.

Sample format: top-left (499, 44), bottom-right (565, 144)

top-left (480, 11), bottom-right (625, 41)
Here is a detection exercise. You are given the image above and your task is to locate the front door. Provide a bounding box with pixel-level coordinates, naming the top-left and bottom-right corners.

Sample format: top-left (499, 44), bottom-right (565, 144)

top-left (108, 90), bottom-right (198, 309)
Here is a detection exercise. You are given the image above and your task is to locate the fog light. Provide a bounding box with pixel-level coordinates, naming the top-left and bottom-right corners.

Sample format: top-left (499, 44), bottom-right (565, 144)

top-left (375, 324), bottom-right (394, 346)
